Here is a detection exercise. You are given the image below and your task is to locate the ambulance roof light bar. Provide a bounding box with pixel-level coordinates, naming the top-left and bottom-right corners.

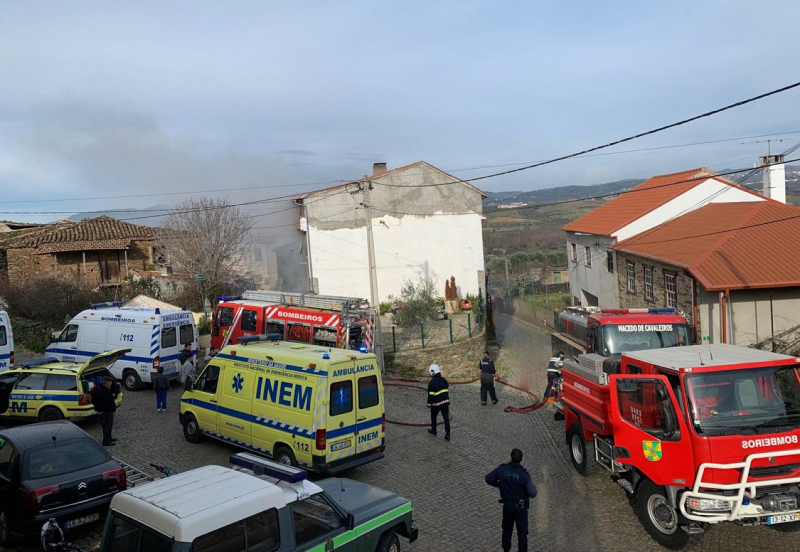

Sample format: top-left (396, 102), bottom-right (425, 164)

top-left (90, 301), bottom-right (123, 309)
top-left (600, 307), bottom-right (676, 315)
top-left (218, 295), bottom-right (242, 302)
top-left (230, 452), bottom-right (307, 483)
top-left (19, 357), bottom-right (60, 369)
top-left (236, 334), bottom-right (284, 345)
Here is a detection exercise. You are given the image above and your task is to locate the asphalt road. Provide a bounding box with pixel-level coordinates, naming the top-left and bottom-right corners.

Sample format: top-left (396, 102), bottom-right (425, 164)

top-left (3, 315), bottom-right (800, 551)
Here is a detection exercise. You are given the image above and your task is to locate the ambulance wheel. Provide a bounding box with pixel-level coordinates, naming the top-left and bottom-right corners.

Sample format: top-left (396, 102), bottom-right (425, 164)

top-left (376, 530), bottom-right (400, 552)
top-left (123, 370), bottom-right (141, 392)
top-left (183, 414), bottom-right (203, 443)
top-left (274, 446), bottom-right (297, 467)
top-left (38, 407), bottom-right (64, 422)
top-left (567, 425), bottom-right (587, 475)
top-left (635, 480), bottom-right (700, 549)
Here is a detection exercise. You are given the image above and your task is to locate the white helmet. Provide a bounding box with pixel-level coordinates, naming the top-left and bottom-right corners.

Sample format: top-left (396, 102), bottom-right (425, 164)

top-left (428, 364), bottom-right (441, 376)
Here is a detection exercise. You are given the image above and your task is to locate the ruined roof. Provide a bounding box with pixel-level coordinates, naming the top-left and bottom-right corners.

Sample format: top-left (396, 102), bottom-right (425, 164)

top-left (612, 201), bottom-right (800, 291)
top-left (299, 161), bottom-right (488, 200)
top-left (562, 168), bottom-right (763, 237)
top-left (2, 216), bottom-right (159, 253)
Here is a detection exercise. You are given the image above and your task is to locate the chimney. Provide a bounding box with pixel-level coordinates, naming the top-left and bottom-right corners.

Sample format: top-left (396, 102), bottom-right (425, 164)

top-left (373, 162), bottom-right (388, 175)
top-left (761, 153), bottom-right (786, 203)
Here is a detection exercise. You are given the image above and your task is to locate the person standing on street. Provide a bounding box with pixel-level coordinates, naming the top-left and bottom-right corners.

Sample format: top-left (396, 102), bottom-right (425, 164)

top-left (92, 376), bottom-right (118, 447)
top-left (180, 343), bottom-right (196, 385)
top-left (152, 366), bottom-right (170, 413)
top-left (427, 364), bottom-right (451, 441)
top-left (479, 351), bottom-right (498, 406)
top-left (543, 351), bottom-right (564, 402)
top-left (485, 448), bottom-right (538, 552)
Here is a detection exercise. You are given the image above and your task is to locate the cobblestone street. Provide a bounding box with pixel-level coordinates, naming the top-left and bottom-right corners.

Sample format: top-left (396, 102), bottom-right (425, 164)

top-left (3, 314), bottom-right (800, 551)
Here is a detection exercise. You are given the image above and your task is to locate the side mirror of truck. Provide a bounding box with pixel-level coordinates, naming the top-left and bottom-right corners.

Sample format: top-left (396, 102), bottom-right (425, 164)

top-left (656, 386), bottom-right (669, 402)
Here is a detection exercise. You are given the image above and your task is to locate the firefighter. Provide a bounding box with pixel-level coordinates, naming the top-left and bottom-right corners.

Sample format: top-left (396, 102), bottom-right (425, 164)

top-left (426, 364), bottom-right (451, 441)
top-left (485, 448), bottom-right (538, 552)
top-left (543, 351), bottom-right (564, 401)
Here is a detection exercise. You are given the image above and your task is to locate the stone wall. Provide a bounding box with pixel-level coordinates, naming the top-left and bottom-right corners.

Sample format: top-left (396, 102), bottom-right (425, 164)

top-left (384, 329), bottom-right (486, 380)
top-left (615, 251), bottom-right (694, 324)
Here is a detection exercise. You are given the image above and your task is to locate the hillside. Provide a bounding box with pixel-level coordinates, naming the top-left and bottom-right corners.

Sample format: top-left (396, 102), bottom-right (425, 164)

top-left (484, 178), bottom-right (643, 207)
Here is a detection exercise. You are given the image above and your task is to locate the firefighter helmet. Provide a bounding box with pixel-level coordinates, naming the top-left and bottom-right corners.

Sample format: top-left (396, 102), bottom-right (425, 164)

top-left (428, 364), bottom-right (441, 376)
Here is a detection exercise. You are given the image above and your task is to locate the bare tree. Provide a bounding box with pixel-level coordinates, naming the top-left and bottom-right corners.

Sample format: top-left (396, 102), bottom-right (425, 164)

top-left (159, 197), bottom-right (254, 308)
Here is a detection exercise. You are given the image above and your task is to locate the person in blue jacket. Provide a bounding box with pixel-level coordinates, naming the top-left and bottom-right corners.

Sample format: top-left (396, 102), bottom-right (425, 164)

top-left (485, 448), bottom-right (538, 552)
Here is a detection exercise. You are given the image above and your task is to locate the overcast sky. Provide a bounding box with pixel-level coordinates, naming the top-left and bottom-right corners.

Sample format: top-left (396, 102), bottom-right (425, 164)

top-left (1, 1), bottom-right (799, 224)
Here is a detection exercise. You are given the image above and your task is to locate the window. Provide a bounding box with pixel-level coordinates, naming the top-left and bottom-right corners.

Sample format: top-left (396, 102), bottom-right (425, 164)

top-left (644, 267), bottom-right (653, 301)
top-left (626, 262), bottom-right (635, 293)
top-left (266, 321), bottom-right (284, 337)
top-left (241, 310), bottom-right (258, 333)
top-left (0, 373), bottom-right (18, 393)
top-left (253, 247), bottom-right (263, 263)
top-left (617, 380), bottom-right (671, 435)
top-left (103, 515), bottom-right (172, 552)
top-left (45, 374), bottom-right (78, 392)
top-left (0, 326), bottom-right (6, 347)
top-left (180, 324), bottom-right (194, 345)
top-left (292, 495), bottom-right (344, 547)
top-left (330, 380), bottom-right (353, 416)
top-left (584, 246), bottom-right (592, 267)
top-left (216, 307), bottom-right (234, 328)
top-left (151, 245), bottom-right (168, 265)
top-left (0, 439), bottom-right (15, 479)
top-left (553, 271), bottom-right (561, 284)
top-left (607, 251), bottom-right (614, 273)
top-left (25, 439), bottom-right (109, 480)
top-left (665, 273), bottom-right (677, 308)
top-left (358, 375), bottom-right (379, 409)
top-left (195, 364), bottom-right (221, 395)
top-left (59, 324), bottom-right (79, 343)
top-left (571, 243), bottom-right (577, 262)
top-left (193, 510), bottom-right (279, 552)
top-left (15, 372), bottom-right (47, 390)
top-left (161, 327), bottom-right (177, 348)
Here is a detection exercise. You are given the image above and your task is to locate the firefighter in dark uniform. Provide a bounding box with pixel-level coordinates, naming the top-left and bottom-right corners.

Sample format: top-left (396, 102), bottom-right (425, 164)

top-left (543, 350), bottom-right (564, 401)
top-left (426, 364), bottom-right (451, 441)
top-left (485, 448), bottom-right (538, 552)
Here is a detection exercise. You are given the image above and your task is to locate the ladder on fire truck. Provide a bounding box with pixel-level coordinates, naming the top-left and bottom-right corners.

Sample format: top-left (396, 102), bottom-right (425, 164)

top-left (242, 290), bottom-right (366, 312)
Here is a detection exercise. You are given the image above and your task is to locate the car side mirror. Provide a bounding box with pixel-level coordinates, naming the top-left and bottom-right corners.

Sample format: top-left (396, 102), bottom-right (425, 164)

top-left (346, 513), bottom-right (355, 530)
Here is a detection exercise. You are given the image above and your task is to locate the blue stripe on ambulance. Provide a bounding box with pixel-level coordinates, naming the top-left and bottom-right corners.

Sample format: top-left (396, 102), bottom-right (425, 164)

top-left (10, 393), bottom-right (79, 402)
top-left (0, 353), bottom-right (10, 360)
top-left (45, 347), bottom-right (154, 364)
top-left (215, 353), bottom-right (328, 377)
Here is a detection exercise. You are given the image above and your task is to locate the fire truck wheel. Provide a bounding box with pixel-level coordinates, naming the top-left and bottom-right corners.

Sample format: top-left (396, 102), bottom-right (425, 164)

top-left (635, 480), bottom-right (700, 549)
top-left (566, 425), bottom-right (587, 475)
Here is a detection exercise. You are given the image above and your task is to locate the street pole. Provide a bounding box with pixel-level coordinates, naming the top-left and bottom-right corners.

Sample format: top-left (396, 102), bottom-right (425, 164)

top-left (362, 179), bottom-right (385, 371)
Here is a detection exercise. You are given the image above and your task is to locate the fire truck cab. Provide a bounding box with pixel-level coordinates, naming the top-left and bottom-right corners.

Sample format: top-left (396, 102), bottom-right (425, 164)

top-left (552, 307), bottom-right (693, 360)
top-left (562, 344), bottom-right (800, 549)
top-left (211, 291), bottom-right (378, 354)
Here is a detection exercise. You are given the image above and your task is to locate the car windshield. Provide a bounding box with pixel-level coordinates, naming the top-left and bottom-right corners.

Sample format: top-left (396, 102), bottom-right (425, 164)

top-left (602, 323), bottom-right (690, 356)
top-left (686, 365), bottom-right (800, 436)
top-left (24, 438), bottom-right (109, 480)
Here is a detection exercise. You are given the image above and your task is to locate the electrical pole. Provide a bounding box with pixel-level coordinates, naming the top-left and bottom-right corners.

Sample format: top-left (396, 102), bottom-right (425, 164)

top-left (362, 178), bottom-right (385, 371)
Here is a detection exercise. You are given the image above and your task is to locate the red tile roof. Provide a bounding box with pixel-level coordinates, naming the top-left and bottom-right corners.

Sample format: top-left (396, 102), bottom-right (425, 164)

top-left (562, 168), bottom-right (762, 237)
top-left (300, 161), bottom-right (488, 200)
top-left (612, 201), bottom-right (800, 290)
top-left (3, 216), bottom-right (159, 253)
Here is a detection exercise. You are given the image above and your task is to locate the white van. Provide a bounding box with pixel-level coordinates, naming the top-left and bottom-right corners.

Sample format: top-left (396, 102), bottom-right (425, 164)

top-left (0, 310), bottom-right (14, 372)
top-left (46, 302), bottom-right (198, 391)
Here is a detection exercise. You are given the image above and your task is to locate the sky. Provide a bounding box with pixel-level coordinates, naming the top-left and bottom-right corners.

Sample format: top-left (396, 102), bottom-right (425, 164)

top-left (1, 1), bottom-right (800, 226)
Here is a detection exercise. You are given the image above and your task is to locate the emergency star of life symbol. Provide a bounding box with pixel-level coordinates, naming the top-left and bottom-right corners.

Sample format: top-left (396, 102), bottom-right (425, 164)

top-left (335, 387), bottom-right (351, 410)
top-left (232, 373), bottom-right (244, 394)
top-left (643, 440), bottom-right (662, 462)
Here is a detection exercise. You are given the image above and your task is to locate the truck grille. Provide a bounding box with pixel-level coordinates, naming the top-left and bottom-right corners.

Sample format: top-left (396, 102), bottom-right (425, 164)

top-left (742, 463), bottom-right (800, 479)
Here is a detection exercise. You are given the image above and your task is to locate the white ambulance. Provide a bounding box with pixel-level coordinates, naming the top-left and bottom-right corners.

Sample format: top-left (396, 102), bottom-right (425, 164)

top-left (0, 310), bottom-right (14, 373)
top-left (46, 302), bottom-right (198, 391)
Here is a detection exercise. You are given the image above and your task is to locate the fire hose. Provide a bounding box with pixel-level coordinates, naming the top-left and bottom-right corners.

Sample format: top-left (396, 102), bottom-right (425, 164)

top-left (383, 375), bottom-right (546, 427)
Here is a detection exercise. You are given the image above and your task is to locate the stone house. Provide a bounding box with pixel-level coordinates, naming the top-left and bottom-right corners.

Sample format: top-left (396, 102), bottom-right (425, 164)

top-left (612, 200), bottom-right (800, 347)
top-left (562, 167), bottom-right (768, 308)
top-left (296, 161), bottom-right (487, 302)
top-left (0, 216), bottom-right (160, 286)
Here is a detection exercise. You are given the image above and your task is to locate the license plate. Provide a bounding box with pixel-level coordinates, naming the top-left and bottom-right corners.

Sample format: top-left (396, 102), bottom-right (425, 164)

top-left (164, 364), bottom-right (177, 374)
top-left (330, 440), bottom-right (351, 452)
top-left (65, 512), bottom-right (100, 529)
top-left (767, 513), bottom-right (800, 525)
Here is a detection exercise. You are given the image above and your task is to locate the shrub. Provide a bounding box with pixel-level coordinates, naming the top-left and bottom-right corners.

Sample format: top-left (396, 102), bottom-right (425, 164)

top-left (395, 277), bottom-right (437, 328)
top-left (197, 315), bottom-right (212, 335)
top-left (379, 301), bottom-right (393, 315)
top-left (0, 275), bottom-right (115, 326)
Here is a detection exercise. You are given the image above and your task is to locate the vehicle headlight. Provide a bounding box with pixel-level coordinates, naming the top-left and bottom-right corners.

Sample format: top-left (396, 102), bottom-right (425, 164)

top-left (686, 497), bottom-right (732, 512)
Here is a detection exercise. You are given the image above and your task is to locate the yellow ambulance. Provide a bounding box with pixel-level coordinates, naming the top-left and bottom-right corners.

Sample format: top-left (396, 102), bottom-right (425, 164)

top-left (179, 336), bottom-right (385, 474)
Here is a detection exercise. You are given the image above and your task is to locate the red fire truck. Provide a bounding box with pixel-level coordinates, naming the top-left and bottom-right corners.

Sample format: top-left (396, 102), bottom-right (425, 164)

top-left (552, 307), bottom-right (694, 360)
top-left (211, 290), bottom-right (379, 353)
top-left (561, 344), bottom-right (800, 549)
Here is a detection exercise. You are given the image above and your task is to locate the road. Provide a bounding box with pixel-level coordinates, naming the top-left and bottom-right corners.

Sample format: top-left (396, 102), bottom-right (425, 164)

top-left (3, 315), bottom-right (800, 551)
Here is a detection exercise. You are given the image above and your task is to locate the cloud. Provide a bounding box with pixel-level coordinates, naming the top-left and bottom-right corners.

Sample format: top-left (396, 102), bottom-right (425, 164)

top-left (277, 150), bottom-right (317, 156)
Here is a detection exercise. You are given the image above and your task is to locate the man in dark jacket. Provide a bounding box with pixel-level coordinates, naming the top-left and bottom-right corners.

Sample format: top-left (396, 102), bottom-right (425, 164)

top-left (426, 364), bottom-right (451, 441)
top-left (92, 376), bottom-right (118, 446)
top-left (543, 351), bottom-right (565, 401)
top-left (479, 351), bottom-right (498, 406)
top-left (485, 448), bottom-right (538, 552)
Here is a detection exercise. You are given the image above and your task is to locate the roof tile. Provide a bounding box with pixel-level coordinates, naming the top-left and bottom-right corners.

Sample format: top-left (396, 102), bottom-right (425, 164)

top-left (4, 216), bottom-right (158, 252)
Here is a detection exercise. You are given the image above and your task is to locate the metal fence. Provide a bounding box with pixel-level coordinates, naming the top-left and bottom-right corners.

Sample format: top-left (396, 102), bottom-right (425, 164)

top-left (383, 312), bottom-right (482, 352)
top-left (495, 296), bottom-right (555, 331)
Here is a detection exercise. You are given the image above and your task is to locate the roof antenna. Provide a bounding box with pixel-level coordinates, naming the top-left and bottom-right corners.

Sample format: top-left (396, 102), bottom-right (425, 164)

top-left (341, 479), bottom-right (345, 492)
top-left (698, 353), bottom-right (705, 366)
top-left (51, 424), bottom-right (63, 446)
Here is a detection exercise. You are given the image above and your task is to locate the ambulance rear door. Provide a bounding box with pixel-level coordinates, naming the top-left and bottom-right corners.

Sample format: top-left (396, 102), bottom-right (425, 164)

top-left (326, 361), bottom-right (356, 463)
top-left (354, 357), bottom-right (384, 454)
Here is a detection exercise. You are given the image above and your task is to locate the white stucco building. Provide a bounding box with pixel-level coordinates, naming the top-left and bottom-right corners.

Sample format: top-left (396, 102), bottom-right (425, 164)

top-left (297, 161), bottom-right (486, 303)
top-left (562, 167), bottom-right (766, 308)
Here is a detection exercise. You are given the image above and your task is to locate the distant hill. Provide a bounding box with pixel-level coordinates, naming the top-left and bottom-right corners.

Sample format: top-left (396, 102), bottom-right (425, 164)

top-left (484, 178), bottom-right (644, 207)
top-left (60, 205), bottom-right (172, 226)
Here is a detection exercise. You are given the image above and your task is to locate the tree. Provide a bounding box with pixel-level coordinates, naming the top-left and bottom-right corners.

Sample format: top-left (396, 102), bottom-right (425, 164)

top-left (395, 276), bottom-right (438, 328)
top-left (159, 197), bottom-right (255, 309)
